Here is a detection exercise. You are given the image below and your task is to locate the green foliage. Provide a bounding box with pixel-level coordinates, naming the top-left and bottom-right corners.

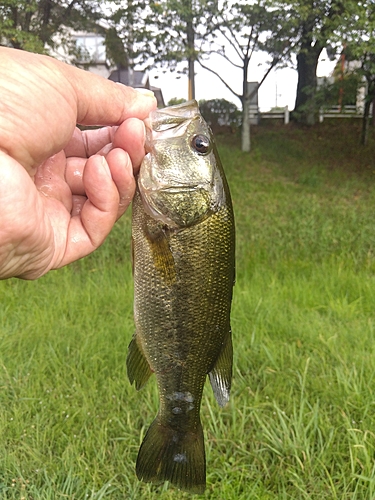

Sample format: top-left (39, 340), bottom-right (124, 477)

top-left (105, 0), bottom-right (220, 72)
top-left (0, 0), bottom-right (103, 55)
top-left (197, 0), bottom-right (293, 151)
top-left (198, 98), bottom-right (241, 130)
top-left (144, 0), bottom-right (218, 67)
top-left (1, 124), bottom-right (375, 497)
top-left (317, 73), bottom-right (362, 109)
top-left (336, 1), bottom-right (375, 144)
top-left (199, 0), bottom-right (293, 103)
top-left (279, 0), bottom-right (354, 123)
top-left (167, 97), bottom-right (187, 106)
top-left (104, 1), bottom-right (149, 69)
top-left (104, 27), bottom-right (129, 69)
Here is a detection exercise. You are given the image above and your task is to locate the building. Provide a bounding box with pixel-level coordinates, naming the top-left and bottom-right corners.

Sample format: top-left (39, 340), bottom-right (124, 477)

top-left (70, 31), bottom-right (165, 107)
top-left (108, 67), bottom-right (165, 108)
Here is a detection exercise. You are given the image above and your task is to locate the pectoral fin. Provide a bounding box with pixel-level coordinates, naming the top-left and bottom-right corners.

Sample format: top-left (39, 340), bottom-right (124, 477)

top-left (145, 221), bottom-right (176, 285)
top-left (208, 329), bottom-right (233, 407)
top-left (127, 334), bottom-right (153, 390)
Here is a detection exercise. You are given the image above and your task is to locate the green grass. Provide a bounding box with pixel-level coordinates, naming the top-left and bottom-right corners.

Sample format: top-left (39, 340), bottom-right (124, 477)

top-left (1, 120), bottom-right (375, 498)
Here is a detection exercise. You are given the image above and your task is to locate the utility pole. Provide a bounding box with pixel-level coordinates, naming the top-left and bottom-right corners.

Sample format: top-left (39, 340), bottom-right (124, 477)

top-left (186, 0), bottom-right (195, 100)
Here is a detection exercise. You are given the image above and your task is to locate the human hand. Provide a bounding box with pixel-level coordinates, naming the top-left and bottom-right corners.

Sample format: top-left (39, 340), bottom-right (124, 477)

top-left (0, 47), bottom-right (157, 279)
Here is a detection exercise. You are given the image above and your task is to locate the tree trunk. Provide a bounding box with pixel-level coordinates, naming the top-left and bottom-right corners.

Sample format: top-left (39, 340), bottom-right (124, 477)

top-left (294, 45), bottom-right (323, 125)
top-left (361, 99), bottom-right (371, 146)
top-left (240, 56), bottom-right (251, 152)
top-left (186, 5), bottom-right (195, 100)
top-left (188, 55), bottom-right (195, 100)
top-left (241, 97), bottom-right (250, 152)
top-left (361, 79), bottom-right (375, 146)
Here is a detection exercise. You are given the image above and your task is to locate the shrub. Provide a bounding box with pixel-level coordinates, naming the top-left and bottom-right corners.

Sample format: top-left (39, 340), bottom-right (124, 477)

top-left (198, 98), bottom-right (241, 132)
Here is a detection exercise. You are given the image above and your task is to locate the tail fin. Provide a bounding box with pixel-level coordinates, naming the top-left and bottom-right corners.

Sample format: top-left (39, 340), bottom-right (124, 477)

top-left (136, 417), bottom-right (206, 494)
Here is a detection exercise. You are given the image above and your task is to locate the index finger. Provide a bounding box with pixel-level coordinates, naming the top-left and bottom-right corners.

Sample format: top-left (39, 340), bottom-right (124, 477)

top-left (64, 127), bottom-right (116, 158)
top-left (65, 118), bottom-right (146, 165)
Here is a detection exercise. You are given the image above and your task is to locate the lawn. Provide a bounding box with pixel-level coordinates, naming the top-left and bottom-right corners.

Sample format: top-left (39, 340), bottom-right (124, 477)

top-left (1, 120), bottom-right (375, 499)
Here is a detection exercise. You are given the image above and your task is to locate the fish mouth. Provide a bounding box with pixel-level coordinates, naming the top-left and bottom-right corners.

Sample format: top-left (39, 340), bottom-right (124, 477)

top-left (139, 183), bottom-right (207, 199)
top-left (144, 100), bottom-right (201, 147)
top-left (160, 185), bottom-right (202, 194)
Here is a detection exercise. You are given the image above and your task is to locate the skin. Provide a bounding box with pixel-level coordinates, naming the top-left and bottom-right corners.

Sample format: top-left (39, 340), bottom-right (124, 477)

top-left (0, 47), bottom-right (157, 280)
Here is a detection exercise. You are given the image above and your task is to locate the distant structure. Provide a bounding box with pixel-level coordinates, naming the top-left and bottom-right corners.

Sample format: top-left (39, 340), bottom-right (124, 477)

top-left (245, 82), bottom-right (289, 125)
top-left (65, 31), bottom-right (165, 108)
top-left (247, 82), bottom-right (259, 125)
top-left (108, 67), bottom-right (165, 108)
top-left (72, 32), bottom-right (108, 78)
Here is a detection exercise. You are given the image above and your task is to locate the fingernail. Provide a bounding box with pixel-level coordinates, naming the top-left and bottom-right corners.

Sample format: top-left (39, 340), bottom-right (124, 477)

top-left (141, 121), bottom-right (146, 142)
top-left (135, 88), bottom-right (155, 98)
top-left (100, 156), bottom-right (112, 178)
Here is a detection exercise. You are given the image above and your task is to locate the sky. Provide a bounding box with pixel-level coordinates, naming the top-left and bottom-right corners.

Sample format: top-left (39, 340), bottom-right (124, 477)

top-left (148, 49), bottom-right (338, 112)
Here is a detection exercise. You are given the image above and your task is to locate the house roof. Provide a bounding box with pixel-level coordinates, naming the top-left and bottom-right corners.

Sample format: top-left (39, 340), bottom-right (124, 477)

top-left (108, 68), bottom-right (148, 87)
top-left (108, 67), bottom-right (165, 108)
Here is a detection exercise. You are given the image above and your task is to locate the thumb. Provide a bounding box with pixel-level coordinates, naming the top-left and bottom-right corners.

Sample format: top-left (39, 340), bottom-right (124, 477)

top-left (65, 64), bottom-right (157, 126)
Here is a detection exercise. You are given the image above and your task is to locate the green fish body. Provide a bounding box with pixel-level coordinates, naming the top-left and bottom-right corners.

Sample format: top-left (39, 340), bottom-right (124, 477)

top-left (127, 100), bottom-right (235, 494)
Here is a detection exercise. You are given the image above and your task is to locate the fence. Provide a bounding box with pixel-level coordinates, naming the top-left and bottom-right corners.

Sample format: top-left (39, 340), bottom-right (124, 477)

top-left (249, 105), bottom-right (370, 126)
top-left (318, 105), bottom-right (364, 122)
top-left (259, 106), bottom-right (290, 124)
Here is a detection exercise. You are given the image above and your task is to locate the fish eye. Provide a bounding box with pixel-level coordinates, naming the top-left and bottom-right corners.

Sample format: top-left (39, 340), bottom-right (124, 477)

top-left (191, 134), bottom-right (211, 155)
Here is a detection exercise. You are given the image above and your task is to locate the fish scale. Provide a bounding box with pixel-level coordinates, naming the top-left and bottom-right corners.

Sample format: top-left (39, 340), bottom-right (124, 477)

top-left (127, 100), bottom-right (235, 494)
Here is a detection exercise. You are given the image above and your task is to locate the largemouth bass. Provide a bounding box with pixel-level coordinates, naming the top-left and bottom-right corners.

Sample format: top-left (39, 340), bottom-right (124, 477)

top-left (127, 100), bottom-right (235, 494)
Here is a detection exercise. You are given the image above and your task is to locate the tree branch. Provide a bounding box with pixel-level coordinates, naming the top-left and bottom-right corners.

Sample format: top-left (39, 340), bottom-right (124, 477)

top-left (197, 59), bottom-right (241, 101)
top-left (216, 24), bottom-right (244, 61)
top-left (248, 57), bottom-right (279, 101)
top-left (203, 48), bottom-right (243, 69)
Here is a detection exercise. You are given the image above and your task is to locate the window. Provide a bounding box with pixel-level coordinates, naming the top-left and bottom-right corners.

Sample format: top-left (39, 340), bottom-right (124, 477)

top-left (74, 34), bottom-right (106, 64)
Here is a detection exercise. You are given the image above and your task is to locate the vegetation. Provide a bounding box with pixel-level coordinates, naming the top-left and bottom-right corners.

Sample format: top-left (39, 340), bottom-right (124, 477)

top-left (3, 1), bottom-right (375, 151)
top-left (0, 0), bottom-right (102, 55)
top-left (1, 121), bottom-right (375, 498)
top-left (196, 0), bottom-right (292, 152)
top-left (199, 98), bottom-right (242, 132)
top-left (281, 0), bottom-right (348, 125)
top-left (340, 3), bottom-right (375, 146)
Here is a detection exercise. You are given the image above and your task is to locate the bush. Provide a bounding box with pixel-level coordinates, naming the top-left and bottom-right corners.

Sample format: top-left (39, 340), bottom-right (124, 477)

top-left (198, 98), bottom-right (241, 131)
top-left (167, 97), bottom-right (187, 106)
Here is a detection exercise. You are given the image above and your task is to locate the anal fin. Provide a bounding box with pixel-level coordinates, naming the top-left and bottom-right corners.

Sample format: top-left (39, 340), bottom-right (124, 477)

top-left (126, 334), bottom-right (153, 390)
top-left (209, 329), bottom-right (233, 407)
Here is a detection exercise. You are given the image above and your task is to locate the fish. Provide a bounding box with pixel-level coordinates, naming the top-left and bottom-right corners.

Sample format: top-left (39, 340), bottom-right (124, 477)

top-left (127, 99), bottom-right (235, 494)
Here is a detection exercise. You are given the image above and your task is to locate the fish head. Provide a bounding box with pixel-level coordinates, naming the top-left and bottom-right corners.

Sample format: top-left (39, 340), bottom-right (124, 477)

top-left (138, 100), bottom-right (225, 228)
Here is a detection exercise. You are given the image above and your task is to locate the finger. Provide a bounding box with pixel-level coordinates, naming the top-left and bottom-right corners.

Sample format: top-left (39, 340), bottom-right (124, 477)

top-left (0, 48), bottom-right (156, 172)
top-left (34, 151), bottom-right (72, 213)
top-left (65, 144), bottom-right (136, 208)
top-left (71, 195), bottom-right (86, 217)
top-left (64, 126), bottom-right (116, 158)
top-left (65, 156), bottom-right (86, 196)
top-left (58, 154), bottom-right (119, 266)
top-left (113, 118), bottom-right (146, 171)
top-left (65, 64), bottom-right (157, 126)
top-left (105, 148), bottom-right (136, 219)
top-left (65, 117), bottom-right (146, 164)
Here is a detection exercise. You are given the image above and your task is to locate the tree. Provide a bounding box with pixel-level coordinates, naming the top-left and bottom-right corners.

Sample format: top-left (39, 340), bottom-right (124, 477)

top-left (107, 0), bottom-right (217, 99)
top-left (107, 1), bottom-right (291, 151)
top-left (280, 0), bottom-right (347, 125)
top-left (339, 1), bottom-right (375, 145)
top-left (0, 0), bottom-right (103, 55)
top-left (359, 53), bottom-right (375, 146)
top-left (138, 0), bottom-right (219, 100)
top-left (198, 0), bottom-right (293, 151)
top-left (104, 0), bottom-right (148, 71)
